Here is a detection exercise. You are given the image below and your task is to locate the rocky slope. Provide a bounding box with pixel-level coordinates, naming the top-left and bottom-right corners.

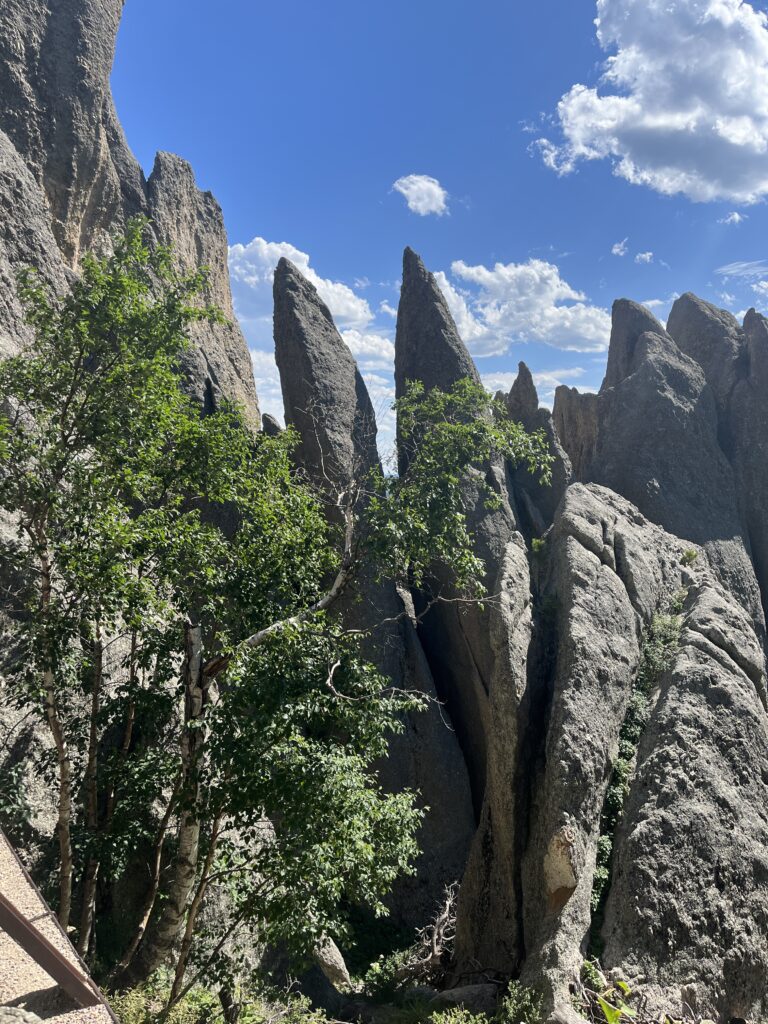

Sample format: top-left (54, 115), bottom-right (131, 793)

top-left (274, 248), bottom-right (768, 1023)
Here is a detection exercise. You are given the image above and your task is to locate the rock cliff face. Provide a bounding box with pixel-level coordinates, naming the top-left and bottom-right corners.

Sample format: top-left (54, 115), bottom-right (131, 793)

top-left (272, 244), bottom-right (768, 1020)
top-left (0, 0), bottom-right (258, 420)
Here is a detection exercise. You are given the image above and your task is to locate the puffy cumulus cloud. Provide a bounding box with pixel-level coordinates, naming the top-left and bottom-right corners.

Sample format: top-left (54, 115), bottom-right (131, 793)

top-left (379, 300), bottom-right (398, 319)
top-left (537, 0), bottom-right (768, 203)
top-left (441, 258), bottom-right (611, 355)
top-left (228, 237), bottom-right (373, 337)
top-left (635, 251), bottom-right (654, 264)
top-left (612, 237), bottom-right (629, 256)
top-left (392, 174), bottom-right (449, 216)
top-left (251, 349), bottom-right (284, 425)
top-left (341, 330), bottom-right (396, 371)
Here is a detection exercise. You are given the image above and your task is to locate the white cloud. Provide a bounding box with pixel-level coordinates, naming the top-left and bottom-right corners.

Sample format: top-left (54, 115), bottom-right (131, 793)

top-left (341, 330), bottom-right (396, 371)
top-left (229, 237), bottom-right (373, 336)
top-left (719, 211), bottom-right (748, 224)
top-left (362, 373), bottom-right (397, 464)
top-left (752, 280), bottom-right (768, 297)
top-left (379, 300), bottom-right (398, 319)
top-left (612, 237), bottom-right (629, 256)
top-left (536, 0), bottom-right (768, 203)
top-left (716, 259), bottom-right (768, 278)
top-left (251, 349), bottom-right (284, 426)
top-left (442, 258), bottom-right (611, 355)
top-left (392, 174), bottom-right (449, 216)
top-left (635, 251), bottom-right (654, 264)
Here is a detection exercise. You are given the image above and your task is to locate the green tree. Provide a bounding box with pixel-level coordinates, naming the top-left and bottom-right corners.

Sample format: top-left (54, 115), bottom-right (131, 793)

top-left (0, 220), bottom-right (551, 1001)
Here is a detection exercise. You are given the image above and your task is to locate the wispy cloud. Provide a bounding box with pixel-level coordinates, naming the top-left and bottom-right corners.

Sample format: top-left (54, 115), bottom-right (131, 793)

top-left (719, 211), bottom-right (748, 226)
top-left (716, 259), bottom-right (768, 279)
top-left (611, 237), bottom-right (629, 257)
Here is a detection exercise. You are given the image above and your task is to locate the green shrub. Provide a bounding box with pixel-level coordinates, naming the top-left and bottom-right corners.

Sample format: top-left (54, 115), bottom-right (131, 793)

top-left (497, 982), bottom-right (543, 1024)
top-left (431, 1008), bottom-right (487, 1024)
top-left (531, 538), bottom-right (547, 557)
top-left (681, 548), bottom-right (698, 566)
top-left (110, 971), bottom-right (220, 1024)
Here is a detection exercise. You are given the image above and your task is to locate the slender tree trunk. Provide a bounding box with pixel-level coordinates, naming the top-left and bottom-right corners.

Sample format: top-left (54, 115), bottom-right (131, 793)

top-left (39, 543), bottom-right (75, 929)
top-left (138, 622), bottom-right (210, 973)
top-left (169, 812), bottom-right (223, 1003)
top-left (108, 776), bottom-right (180, 982)
top-left (44, 668), bottom-right (74, 928)
top-left (77, 629), bottom-right (103, 956)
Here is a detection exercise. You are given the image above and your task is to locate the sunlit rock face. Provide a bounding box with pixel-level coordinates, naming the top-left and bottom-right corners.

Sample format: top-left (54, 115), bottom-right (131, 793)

top-left (0, 0), bottom-right (259, 421)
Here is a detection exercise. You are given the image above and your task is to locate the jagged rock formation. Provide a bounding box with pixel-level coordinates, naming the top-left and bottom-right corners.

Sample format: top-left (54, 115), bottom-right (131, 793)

top-left (2, 2), bottom-right (768, 1016)
top-left (505, 363), bottom-right (571, 534)
top-left (273, 257), bottom-right (474, 927)
top-left (281, 248), bottom-right (768, 1020)
top-left (553, 301), bottom-right (764, 636)
top-left (0, 0), bottom-right (258, 421)
top-left (395, 250), bottom-right (541, 979)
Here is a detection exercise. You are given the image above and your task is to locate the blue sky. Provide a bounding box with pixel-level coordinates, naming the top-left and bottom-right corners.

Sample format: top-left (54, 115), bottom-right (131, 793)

top-left (112, 0), bottom-right (768, 453)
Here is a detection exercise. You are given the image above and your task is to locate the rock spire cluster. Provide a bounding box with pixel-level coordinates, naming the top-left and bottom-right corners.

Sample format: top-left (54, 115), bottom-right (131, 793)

top-left (1, 2), bottom-right (767, 1020)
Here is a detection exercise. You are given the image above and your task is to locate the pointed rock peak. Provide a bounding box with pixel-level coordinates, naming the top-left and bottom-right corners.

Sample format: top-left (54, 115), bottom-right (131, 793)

top-left (667, 292), bottom-right (744, 405)
top-left (603, 299), bottom-right (669, 390)
top-left (507, 362), bottom-right (539, 424)
top-left (395, 247), bottom-right (480, 402)
top-left (743, 307), bottom-right (767, 334)
top-left (669, 292), bottom-right (741, 334)
top-left (273, 254), bottom-right (379, 486)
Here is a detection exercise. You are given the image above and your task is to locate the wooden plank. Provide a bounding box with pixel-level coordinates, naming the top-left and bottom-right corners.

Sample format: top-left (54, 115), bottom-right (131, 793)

top-left (0, 890), bottom-right (101, 1008)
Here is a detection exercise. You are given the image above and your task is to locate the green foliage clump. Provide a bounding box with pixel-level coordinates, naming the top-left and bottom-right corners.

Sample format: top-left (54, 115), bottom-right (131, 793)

top-left (497, 981), bottom-right (544, 1024)
top-left (680, 548), bottom-right (698, 567)
top-left (429, 982), bottom-right (543, 1024)
top-left (110, 975), bottom-right (330, 1024)
top-left (530, 538), bottom-right (547, 558)
top-left (110, 972), bottom-right (220, 1024)
top-left (367, 379), bottom-right (553, 597)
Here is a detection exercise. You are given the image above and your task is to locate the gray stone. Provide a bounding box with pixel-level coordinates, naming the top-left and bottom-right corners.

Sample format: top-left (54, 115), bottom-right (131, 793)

top-left (554, 300), bottom-right (764, 635)
top-left (428, 983), bottom-right (501, 1016)
top-left (273, 257), bottom-right (379, 487)
top-left (272, 257), bottom-right (474, 928)
top-left (505, 362), bottom-right (571, 534)
top-left (0, 0), bottom-right (259, 422)
top-left (395, 247), bottom-right (480, 474)
top-left (261, 413), bottom-right (283, 436)
top-left (394, 250), bottom-right (533, 978)
top-left (602, 579), bottom-right (768, 1022)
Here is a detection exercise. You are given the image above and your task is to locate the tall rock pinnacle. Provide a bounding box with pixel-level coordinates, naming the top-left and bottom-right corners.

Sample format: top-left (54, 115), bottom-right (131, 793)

top-left (395, 247), bottom-right (480, 395)
top-left (395, 247), bottom-right (481, 473)
top-left (273, 256), bottom-right (379, 485)
top-left (0, 0), bottom-right (259, 423)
